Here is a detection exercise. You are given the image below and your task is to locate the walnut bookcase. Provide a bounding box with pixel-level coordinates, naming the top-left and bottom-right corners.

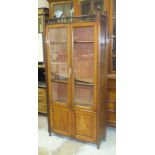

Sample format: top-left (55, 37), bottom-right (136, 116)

top-left (45, 13), bottom-right (108, 149)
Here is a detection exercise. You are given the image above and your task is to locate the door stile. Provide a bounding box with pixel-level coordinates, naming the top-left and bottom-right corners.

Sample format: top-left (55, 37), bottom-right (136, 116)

top-left (70, 24), bottom-right (74, 110)
top-left (67, 24), bottom-right (72, 109)
top-left (93, 23), bottom-right (99, 113)
top-left (45, 25), bottom-right (53, 134)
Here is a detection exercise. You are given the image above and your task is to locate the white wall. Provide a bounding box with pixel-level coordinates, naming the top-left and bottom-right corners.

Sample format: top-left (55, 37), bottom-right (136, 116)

top-left (38, 0), bottom-right (49, 8)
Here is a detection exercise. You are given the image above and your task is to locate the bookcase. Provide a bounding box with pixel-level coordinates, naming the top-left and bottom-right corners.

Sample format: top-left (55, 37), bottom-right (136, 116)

top-left (38, 8), bottom-right (49, 114)
top-left (45, 13), bottom-right (108, 148)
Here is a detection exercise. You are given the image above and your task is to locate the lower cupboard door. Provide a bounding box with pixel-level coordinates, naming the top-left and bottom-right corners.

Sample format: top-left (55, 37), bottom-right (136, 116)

top-left (73, 111), bottom-right (96, 142)
top-left (50, 107), bottom-right (71, 136)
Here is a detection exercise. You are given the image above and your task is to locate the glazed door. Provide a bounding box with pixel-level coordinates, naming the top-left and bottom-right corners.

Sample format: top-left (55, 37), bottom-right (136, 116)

top-left (46, 24), bottom-right (72, 135)
top-left (71, 23), bottom-right (97, 111)
top-left (46, 25), bottom-right (71, 107)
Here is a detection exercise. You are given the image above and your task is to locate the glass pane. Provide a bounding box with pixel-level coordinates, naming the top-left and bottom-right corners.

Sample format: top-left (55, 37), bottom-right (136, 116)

top-left (74, 84), bottom-right (93, 107)
top-left (80, 0), bottom-right (90, 15)
top-left (74, 43), bottom-right (94, 82)
top-left (49, 28), bottom-right (67, 42)
top-left (52, 82), bottom-right (68, 103)
top-left (94, 0), bottom-right (103, 12)
top-left (48, 27), bottom-right (68, 104)
top-left (73, 26), bottom-right (94, 107)
top-left (53, 2), bottom-right (74, 17)
top-left (73, 27), bottom-right (94, 42)
top-left (79, 0), bottom-right (103, 15)
top-left (48, 28), bottom-right (68, 80)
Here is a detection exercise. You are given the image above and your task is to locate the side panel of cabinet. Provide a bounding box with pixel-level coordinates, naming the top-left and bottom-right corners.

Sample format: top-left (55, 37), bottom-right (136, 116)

top-left (72, 110), bottom-right (96, 142)
top-left (50, 107), bottom-right (71, 136)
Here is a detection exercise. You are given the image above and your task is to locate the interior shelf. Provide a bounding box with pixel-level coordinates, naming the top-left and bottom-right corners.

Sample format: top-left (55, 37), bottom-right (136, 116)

top-left (54, 100), bottom-right (67, 104)
top-left (50, 42), bottom-right (67, 44)
top-left (74, 78), bottom-right (94, 86)
top-left (75, 78), bottom-right (93, 84)
top-left (75, 81), bottom-right (93, 86)
top-left (51, 72), bottom-right (68, 79)
top-left (51, 62), bottom-right (67, 64)
top-left (52, 79), bottom-right (68, 83)
top-left (74, 41), bottom-right (94, 43)
top-left (74, 101), bottom-right (93, 107)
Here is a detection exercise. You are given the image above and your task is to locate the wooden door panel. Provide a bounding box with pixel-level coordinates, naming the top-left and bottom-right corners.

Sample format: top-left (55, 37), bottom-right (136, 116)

top-left (51, 107), bottom-right (71, 136)
top-left (73, 111), bottom-right (96, 142)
